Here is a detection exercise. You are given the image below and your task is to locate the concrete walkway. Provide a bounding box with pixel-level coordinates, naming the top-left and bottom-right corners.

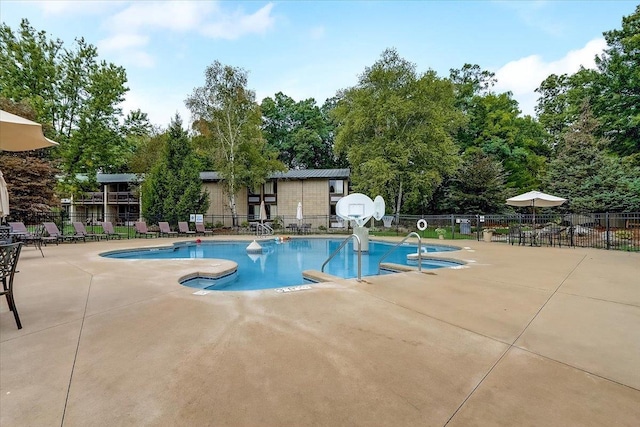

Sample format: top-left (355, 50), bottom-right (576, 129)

top-left (1, 237), bottom-right (639, 426)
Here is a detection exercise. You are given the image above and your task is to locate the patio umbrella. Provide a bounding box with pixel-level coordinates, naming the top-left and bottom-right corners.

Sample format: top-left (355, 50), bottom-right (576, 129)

top-left (0, 110), bottom-right (59, 222)
top-left (259, 200), bottom-right (267, 222)
top-left (0, 170), bottom-right (9, 219)
top-left (0, 110), bottom-right (59, 151)
top-left (506, 190), bottom-right (567, 229)
top-left (296, 201), bottom-right (303, 226)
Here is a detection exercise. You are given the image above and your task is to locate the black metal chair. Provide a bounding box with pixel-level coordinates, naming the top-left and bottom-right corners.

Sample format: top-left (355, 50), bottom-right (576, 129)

top-left (508, 225), bottom-right (524, 245)
top-left (0, 242), bottom-right (23, 329)
top-left (0, 225), bottom-right (10, 244)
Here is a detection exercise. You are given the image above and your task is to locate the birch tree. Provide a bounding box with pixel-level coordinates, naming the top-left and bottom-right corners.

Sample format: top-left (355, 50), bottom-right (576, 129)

top-left (185, 61), bottom-right (283, 226)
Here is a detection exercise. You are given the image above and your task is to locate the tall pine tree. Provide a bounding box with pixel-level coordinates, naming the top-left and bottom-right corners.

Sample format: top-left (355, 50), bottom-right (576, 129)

top-left (142, 115), bottom-right (209, 224)
top-left (546, 102), bottom-right (640, 212)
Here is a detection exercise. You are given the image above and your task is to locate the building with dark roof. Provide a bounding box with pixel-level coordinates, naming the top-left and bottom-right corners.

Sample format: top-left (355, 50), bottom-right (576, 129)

top-left (65, 169), bottom-right (350, 228)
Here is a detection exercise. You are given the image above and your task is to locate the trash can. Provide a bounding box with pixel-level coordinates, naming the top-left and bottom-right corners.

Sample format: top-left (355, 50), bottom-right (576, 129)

top-left (460, 219), bottom-right (471, 235)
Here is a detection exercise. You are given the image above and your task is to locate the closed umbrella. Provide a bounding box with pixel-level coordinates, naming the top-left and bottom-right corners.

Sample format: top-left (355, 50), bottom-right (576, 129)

top-left (296, 201), bottom-right (303, 223)
top-left (259, 200), bottom-right (267, 222)
top-left (0, 171), bottom-right (9, 219)
top-left (0, 110), bottom-right (59, 223)
top-left (506, 190), bottom-right (567, 229)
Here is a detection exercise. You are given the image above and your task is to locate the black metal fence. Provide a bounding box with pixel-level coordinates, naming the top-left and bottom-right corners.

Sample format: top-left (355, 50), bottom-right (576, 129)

top-left (4, 211), bottom-right (640, 252)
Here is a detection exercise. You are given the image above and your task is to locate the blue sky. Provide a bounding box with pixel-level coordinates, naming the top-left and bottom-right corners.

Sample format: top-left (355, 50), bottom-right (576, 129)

top-left (1, 1), bottom-right (637, 127)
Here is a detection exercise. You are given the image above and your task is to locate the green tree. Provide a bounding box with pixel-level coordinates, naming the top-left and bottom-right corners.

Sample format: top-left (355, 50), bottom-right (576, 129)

top-left (332, 48), bottom-right (463, 218)
top-left (440, 149), bottom-right (506, 214)
top-left (0, 19), bottom-right (131, 192)
top-left (535, 73), bottom-right (572, 149)
top-left (141, 115), bottom-right (209, 224)
top-left (185, 61), bottom-right (284, 226)
top-left (591, 5), bottom-right (640, 158)
top-left (455, 89), bottom-right (549, 191)
top-left (546, 102), bottom-right (640, 212)
top-left (261, 92), bottom-right (338, 169)
top-left (535, 6), bottom-right (640, 164)
top-left (125, 110), bottom-right (162, 175)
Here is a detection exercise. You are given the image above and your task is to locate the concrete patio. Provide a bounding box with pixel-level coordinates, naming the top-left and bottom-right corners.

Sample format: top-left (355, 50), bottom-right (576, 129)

top-left (1, 236), bottom-right (639, 426)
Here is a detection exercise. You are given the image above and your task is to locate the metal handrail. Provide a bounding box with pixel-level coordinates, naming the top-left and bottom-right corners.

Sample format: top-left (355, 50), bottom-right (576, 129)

top-left (377, 232), bottom-right (422, 274)
top-left (321, 234), bottom-right (362, 281)
top-left (255, 223), bottom-right (274, 236)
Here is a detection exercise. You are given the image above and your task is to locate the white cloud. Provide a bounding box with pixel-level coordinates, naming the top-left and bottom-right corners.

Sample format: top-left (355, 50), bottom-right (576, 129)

top-left (97, 1), bottom-right (276, 70)
top-left (97, 33), bottom-right (154, 68)
top-left (106, 1), bottom-right (215, 34)
top-left (201, 3), bottom-right (276, 40)
top-left (122, 88), bottom-right (190, 129)
top-left (494, 38), bottom-right (606, 116)
top-left (98, 33), bottom-right (148, 52)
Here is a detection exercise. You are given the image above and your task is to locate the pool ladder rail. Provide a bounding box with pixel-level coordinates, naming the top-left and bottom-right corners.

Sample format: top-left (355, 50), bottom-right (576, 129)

top-left (319, 232), bottom-right (423, 282)
top-left (321, 233), bottom-right (362, 281)
top-left (377, 232), bottom-right (423, 274)
top-left (255, 222), bottom-right (274, 236)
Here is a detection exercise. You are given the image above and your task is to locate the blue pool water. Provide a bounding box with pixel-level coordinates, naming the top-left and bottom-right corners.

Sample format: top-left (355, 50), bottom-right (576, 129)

top-left (102, 239), bottom-right (460, 291)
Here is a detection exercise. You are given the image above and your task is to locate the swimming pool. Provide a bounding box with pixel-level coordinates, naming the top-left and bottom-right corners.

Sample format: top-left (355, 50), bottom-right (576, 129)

top-left (102, 238), bottom-right (461, 291)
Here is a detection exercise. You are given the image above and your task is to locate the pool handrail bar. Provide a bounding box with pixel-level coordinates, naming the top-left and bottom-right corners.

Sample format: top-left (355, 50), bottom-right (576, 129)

top-left (255, 222), bottom-right (274, 236)
top-left (377, 232), bottom-right (422, 274)
top-left (321, 234), bottom-right (362, 282)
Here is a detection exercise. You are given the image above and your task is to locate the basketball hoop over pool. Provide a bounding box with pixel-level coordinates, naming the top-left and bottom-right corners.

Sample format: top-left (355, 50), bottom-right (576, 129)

top-left (335, 193), bottom-right (385, 252)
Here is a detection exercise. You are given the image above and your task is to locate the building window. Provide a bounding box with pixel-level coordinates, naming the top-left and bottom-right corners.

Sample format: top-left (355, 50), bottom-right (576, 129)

top-left (329, 179), bottom-right (344, 194)
top-left (263, 181), bottom-right (276, 195)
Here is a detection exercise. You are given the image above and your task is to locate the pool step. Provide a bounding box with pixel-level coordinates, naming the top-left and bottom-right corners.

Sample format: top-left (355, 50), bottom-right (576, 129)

top-left (302, 270), bottom-right (343, 283)
top-left (380, 262), bottom-right (436, 274)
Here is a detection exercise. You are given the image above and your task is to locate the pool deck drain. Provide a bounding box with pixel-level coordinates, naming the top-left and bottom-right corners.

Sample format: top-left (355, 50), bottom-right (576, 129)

top-left (1, 236), bottom-right (638, 426)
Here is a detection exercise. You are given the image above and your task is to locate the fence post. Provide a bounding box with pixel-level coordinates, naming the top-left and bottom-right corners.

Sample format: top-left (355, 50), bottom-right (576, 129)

top-left (606, 212), bottom-right (610, 250)
top-left (450, 214), bottom-right (455, 240)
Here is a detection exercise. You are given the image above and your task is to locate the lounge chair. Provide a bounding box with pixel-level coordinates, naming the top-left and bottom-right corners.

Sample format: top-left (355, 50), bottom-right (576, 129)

top-left (8, 222), bottom-right (31, 238)
top-left (43, 222), bottom-right (84, 243)
top-left (194, 222), bottom-right (213, 236)
top-left (158, 221), bottom-right (178, 237)
top-left (134, 221), bottom-right (157, 238)
top-left (101, 221), bottom-right (127, 240)
top-left (73, 222), bottom-right (105, 241)
top-left (0, 242), bottom-right (23, 329)
top-left (8, 222), bottom-right (44, 257)
top-left (178, 221), bottom-right (196, 236)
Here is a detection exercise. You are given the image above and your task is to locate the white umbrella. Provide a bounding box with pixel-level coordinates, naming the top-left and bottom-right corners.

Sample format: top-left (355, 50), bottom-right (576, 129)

top-left (0, 110), bottom-right (59, 222)
top-left (296, 202), bottom-right (303, 224)
top-left (0, 110), bottom-right (59, 151)
top-left (259, 200), bottom-right (267, 222)
top-left (506, 190), bottom-right (567, 229)
top-left (0, 171), bottom-right (9, 219)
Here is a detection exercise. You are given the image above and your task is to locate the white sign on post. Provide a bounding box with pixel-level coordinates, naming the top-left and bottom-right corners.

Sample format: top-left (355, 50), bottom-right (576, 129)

top-left (189, 214), bottom-right (196, 222)
top-left (195, 214), bottom-right (203, 224)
